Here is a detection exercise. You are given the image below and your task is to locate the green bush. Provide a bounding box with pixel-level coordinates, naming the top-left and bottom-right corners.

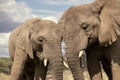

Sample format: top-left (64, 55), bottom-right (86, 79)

top-left (0, 57), bottom-right (12, 75)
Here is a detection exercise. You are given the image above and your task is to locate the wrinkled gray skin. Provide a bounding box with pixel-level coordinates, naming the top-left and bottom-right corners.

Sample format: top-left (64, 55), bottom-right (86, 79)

top-left (9, 18), bottom-right (63, 80)
top-left (58, 0), bottom-right (120, 80)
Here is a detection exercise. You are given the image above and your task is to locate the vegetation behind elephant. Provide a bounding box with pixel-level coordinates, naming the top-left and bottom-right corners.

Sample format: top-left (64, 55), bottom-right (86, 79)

top-left (58, 0), bottom-right (120, 80)
top-left (9, 18), bottom-right (63, 80)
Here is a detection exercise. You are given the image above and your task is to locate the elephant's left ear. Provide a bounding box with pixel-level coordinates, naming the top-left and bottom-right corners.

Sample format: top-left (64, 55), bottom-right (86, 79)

top-left (24, 29), bottom-right (34, 59)
top-left (98, 8), bottom-right (120, 46)
top-left (17, 26), bottom-right (34, 59)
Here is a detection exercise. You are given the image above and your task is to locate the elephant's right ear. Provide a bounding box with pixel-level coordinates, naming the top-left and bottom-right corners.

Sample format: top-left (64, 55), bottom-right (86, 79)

top-left (98, 9), bottom-right (120, 46)
top-left (91, 0), bottom-right (104, 14)
top-left (17, 26), bottom-right (34, 59)
top-left (91, 0), bottom-right (120, 46)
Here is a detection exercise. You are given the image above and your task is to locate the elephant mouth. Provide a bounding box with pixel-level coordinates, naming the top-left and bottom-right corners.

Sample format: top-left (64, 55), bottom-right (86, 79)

top-left (88, 36), bottom-right (97, 46)
top-left (78, 37), bottom-right (96, 58)
top-left (78, 36), bottom-right (97, 58)
top-left (36, 51), bottom-right (48, 67)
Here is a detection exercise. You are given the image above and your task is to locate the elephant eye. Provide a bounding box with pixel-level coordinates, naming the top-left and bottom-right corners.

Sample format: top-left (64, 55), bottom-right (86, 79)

top-left (81, 23), bottom-right (88, 30)
top-left (38, 36), bottom-right (44, 43)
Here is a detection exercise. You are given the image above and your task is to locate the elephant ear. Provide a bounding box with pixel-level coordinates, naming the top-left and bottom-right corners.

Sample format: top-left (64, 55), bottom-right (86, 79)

top-left (91, 0), bottom-right (104, 14)
top-left (22, 18), bottom-right (41, 59)
top-left (91, 0), bottom-right (120, 46)
top-left (17, 24), bottom-right (34, 59)
top-left (98, 4), bottom-right (120, 46)
top-left (17, 18), bottom-right (40, 59)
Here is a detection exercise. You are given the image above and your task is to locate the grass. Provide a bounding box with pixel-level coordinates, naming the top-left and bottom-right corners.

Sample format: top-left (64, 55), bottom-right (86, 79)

top-left (0, 57), bottom-right (108, 80)
top-left (0, 57), bottom-right (12, 75)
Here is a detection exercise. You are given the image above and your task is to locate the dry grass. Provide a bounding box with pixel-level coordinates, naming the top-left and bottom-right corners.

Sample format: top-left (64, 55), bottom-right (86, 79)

top-left (63, 69), bottom-right (108, 80)
top-left (0, 70), bottom-right (108, 80)
top-left (63, 69), bottom-right (74, 80)
top-left (0, 57), bottom-right (108, 80)
top-left (0, 73), bottom-right (10, 80)
top-left (63, 69), bottom-right (90, 80)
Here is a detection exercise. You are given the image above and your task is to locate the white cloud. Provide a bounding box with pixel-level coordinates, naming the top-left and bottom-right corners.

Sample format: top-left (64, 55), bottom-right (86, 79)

top-left (0, 47), bottom-right (9, 57)
top-left (0, 0), bottom-right (35, 23)
top-left (32, 9), bottom-right (59, 14)
top-left (43, 16), bottom-right (57, 23)
top-left (0, 33), bottom-right (10, 57)
top-left (0, 33), bottom-right (10, 47)
top-left (0, 0), bottom-right (62, 26)
top-left (44, 0), bottom-right (94, 5)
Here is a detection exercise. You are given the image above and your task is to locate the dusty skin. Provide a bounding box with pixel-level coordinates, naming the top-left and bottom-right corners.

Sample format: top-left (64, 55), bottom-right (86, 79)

top-left (9, 18), bottom-right (63, 80)
top-left (58, 0), bottom-right (120, 80)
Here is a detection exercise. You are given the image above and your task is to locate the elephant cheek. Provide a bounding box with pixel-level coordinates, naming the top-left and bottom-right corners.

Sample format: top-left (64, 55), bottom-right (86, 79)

top-left (36, 52), bottom-right (43, 59)
top-left (35, 51), bottom-right (48, 67)
top-left (74, 33), bottom-right (89, 53)
top-left (78, 36), bottom-right (88, 51)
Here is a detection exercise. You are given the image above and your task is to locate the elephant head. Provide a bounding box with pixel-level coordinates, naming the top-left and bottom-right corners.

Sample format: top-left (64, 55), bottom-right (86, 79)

top-left (9, 18), bottom-right (63, 80)
top-left (58, 0), bottom-right (120, 79)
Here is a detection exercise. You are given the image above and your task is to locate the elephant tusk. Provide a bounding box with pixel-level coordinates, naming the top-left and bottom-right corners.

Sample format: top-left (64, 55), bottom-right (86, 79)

top-left (78, 50), bottom-right (85, 58)
top-left (63, 60), bottom-right (69, 68)
top-left (109, 40), bottom-right (112, 45)
top-left (44, 59), bottom-right (48, 67)
top-left (105, 45), bottom-right (108, 47)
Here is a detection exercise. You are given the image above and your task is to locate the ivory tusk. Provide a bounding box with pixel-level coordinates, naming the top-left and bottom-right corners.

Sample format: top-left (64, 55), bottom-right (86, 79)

top-left (44, 59), bottom-right (47, 67)
top-left (63, 60), bottom-right (69, 68)
top-left (78, 50), bottom-right (85, 58)
top-left (105, 45), bottom-right (108, 47)
top-left (109, 40), bottom-right (112, 45)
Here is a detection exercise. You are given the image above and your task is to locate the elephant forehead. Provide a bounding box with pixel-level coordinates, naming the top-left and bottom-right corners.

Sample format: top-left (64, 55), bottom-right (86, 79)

top-left (66, 4), bottom-right (92, 17)
top-left (39, 29), bottom-right (51, 36)
top-left (38, 29), bottom-right (59, 39)
top-left (29, 19), bottom-right (57, 31)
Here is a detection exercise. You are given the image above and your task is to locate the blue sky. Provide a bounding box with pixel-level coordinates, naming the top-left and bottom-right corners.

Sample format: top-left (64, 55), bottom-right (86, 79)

top-left (0, 0), bottom-right (94, 57)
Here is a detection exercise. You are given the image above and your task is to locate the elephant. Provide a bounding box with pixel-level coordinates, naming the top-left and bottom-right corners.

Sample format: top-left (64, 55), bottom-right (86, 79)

top-left (9, 18), bottom-right (63, 80)
top-left (58, 0), bottom-right (120, 80)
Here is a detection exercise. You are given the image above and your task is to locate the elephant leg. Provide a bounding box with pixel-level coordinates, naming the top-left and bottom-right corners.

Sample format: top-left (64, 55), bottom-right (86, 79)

top-left (17, 74), bottom-right (26, 80)
top-left (24, 63), bottom-right (35, 80)
top-left (111, 56), bottom-right (120, 80)
top-left (25, 72), bottom-right (34, 80)
top-left (87, 52), bottom-right (102, 80)
top-left (23, 59), bottom-right (35, 80)
top-left (107, 43), bottom-right (120, 80)
top-left (34, 59), bottom-right (47, 80)
top-left (101, 57), bottom-right (112, 80)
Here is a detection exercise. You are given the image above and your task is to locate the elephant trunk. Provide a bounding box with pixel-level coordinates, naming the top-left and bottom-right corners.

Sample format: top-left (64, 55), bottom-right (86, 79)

top-left (65, 42), bottom-right (83, 79)
top-left (65, 47), bottom-right (84, 80)
top-left (46, 45), bottom-right (63, 80)
top-left (65, 35), bottom-right (88, 80)
top-left (9, 49), bottom-right (28, 80)
top-left (46, 56), bottom-right (63, 80)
